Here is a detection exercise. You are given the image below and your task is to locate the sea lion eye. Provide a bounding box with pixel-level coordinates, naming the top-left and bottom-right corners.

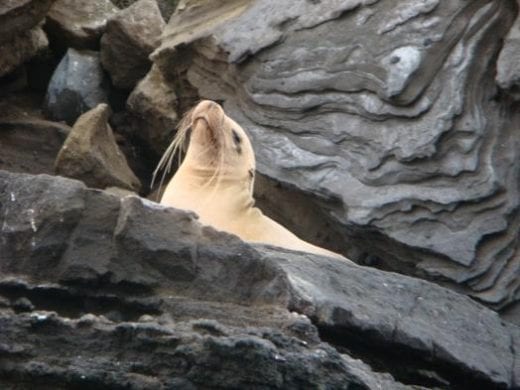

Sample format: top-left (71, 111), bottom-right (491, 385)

top-left (232, 129), bottom-right (242, 145)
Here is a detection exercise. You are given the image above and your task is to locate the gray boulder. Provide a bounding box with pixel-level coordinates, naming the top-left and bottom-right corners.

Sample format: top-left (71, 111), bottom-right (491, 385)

top-left (101, 0), bottom-right (165, 89)
top-left (0, 169), bottom-right (517, 389)
top-left (45, 0), bottom-right (119, 50)
top-left (151, 0), bottom-right (520, 319)
top-left (44, 48), bottom-right (109, 125)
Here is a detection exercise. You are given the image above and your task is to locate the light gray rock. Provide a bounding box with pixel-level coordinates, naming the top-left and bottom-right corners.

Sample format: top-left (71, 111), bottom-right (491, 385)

top-left (54, 104), bottom-right (141, 191)
top-left (126, 64), bottom-right (178, 155)
top-left (0, 170), bottom-right (517, 389)
top-left (151, 0), bottom-right (520, 318)
top-left (45, 0), bottom-right (119, 50)
top-left (496, 3), bottom-right (520, 99)
top-left (101, 0), bottom-right (165, 89)
top-left (44, 48), bottom-right (109, 125)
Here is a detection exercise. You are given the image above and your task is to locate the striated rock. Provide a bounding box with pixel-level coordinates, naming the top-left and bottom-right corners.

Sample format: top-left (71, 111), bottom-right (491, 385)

top-left (55, 104), bottom-right (141, 191)
top-left (126, 64), bottom-right (178, 155)
top-left (0, 26), bottom-right (48, 77)
top-left (0, 170), bottom-right (518, 389)
top-left (0, 0), bottom-right (55, 44)
top-left (45, 0), bottom-right (119, 51)
top-left (44, 48), bottom-right (109, 125)
top-left (0, 93), bottom-right (70, 175)
top-left (152, 0), bottom-right (520, 317)
top-left (101, 0), bottom-right (165, 89)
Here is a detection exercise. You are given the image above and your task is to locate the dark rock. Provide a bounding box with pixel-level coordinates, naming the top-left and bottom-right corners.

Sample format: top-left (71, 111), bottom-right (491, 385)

top-left (151, 0), bottom-right (520, 317)
top-left (0, 170), bottom-right (518, 389)
top-left (0, 26), bottom-right (48, 77)
top-left (0, 93), bottom-right (70, 175)
top-left (54, 103), bottom-right (141, 191)
top-left (12, 297), bottom-right (34, 312)
top-left (126, 64), bottom-right (178, 155)
top-left (0, 310), bottom-right (414, 389)
top-left (45, 0), bottom-right (119, 51)
top-left (44, 48), bottom-right (109, 125)
top-left (101, 0), bottom-right (165, 89)
top-left (0, 0), bottom-right (55, 44)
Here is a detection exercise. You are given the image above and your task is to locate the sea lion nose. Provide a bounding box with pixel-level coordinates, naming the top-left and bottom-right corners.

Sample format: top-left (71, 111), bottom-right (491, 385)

top-left (192, 100), bottom-right (223, 127)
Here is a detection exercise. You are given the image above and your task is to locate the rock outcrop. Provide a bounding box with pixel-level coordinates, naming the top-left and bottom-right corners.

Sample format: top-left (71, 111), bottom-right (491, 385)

top-left (151, 0), bottom-right (520, 319)
top-left (0, 170), bottom-right (518, 389)
top-left (54, 104), bottom-right (141, 191)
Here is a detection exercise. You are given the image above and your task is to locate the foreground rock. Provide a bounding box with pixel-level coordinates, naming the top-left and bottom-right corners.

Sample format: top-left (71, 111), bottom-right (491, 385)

top-left (152, 0), bottom-right (520, 320)
top-left (0, 170), bottom-right (517, 389)
top-left (45, 0), bottom-right (119, 51)
top-left (44, 48), bottom-right (109, 125)
top-left (101, 0), bottom-right (165, 89)
top-left (55, 104), bottom-right (141, 191)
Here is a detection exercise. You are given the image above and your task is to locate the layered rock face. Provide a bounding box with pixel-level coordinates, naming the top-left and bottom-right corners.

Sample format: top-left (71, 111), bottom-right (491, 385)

top-left (152, 0), bottom-right (520, 317)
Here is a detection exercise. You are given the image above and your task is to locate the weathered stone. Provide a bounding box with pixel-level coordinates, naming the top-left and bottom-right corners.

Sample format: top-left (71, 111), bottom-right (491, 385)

top-left (0, 93), bottom-right (70, 175)
top-left (54, 104), bottom-right (141, 191)
top-left (111, 0), bottom-right (179, 21)
top-left (45, 0), bottom-right (119, 50)
top-left (126, 64), bottom-right (178, 155)
top-left (0, 26), bottom-right (48, 77)
top-left (0, 0), bottom-right (55, 44)
top-left (152, 0), bottom-right (520, 317)
top-left (0, 170), bottom-right (518, 389)
top-left (496, 4), bottom-right (520, 99)
top-left (101, 0), bottom-right (165, 89)
top-left (44, 48), bottom-right (109, 125)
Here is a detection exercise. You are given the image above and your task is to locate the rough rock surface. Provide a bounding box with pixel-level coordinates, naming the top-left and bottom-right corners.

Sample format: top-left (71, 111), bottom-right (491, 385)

top-left (0, 170), bottom-right (518, 389)
top-left (126, 64), bottom-right (178, 155)
top-left (101, 0), bottom-right (165, 89)
top-left (152, 0), bottom-right (520, 318)
top-left (0, 0), bottom-right (55, 44)
top-left (496, 4), bottom-right (520, 99)
top-left (45, 0), bottom-right (119, 51)
top-left (0, 26), bottom-right (49, 78)
top-left (0, 93), bottom-right (70, 175)
top-left (55, 104), bottom-right (141, 191)
top-left (111, 0), bottom-right (179, 21)
top-left (44, 48), bottom-right (109, 125)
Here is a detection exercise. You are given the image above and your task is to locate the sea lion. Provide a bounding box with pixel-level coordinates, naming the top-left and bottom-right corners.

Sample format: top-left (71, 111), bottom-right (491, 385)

top-left (153, 100), bottom-right (344, 259)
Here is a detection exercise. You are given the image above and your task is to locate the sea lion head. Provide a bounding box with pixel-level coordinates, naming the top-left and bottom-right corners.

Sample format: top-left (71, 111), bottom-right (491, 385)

top-left (153, 100), bottom-right (256, 192)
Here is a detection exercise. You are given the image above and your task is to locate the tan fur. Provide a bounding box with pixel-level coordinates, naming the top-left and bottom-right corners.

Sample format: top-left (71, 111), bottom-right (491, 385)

top-left (155, 100), bottom-right (344, 259)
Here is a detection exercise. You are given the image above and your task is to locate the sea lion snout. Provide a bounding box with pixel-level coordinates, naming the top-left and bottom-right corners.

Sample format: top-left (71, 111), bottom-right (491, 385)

top-left (192, 100), bottom-right (224, 129)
